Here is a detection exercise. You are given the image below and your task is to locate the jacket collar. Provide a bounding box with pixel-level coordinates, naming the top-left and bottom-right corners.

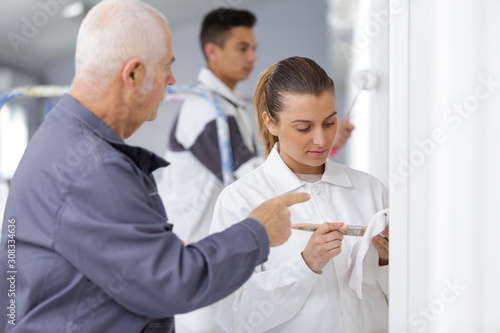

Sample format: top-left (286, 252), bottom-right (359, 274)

top-left (197, 67), bottom-right (243, 107)
top-left (57, 94), bottom-right (168, 174)
top-left (264, 144), bottom-right (352, 195)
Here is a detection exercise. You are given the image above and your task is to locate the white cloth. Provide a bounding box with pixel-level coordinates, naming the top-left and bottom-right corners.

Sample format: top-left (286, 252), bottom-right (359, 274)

top-left (344, 208), bottom-right (390, 299)
top-left (209, 145), bottom-right (389, 333)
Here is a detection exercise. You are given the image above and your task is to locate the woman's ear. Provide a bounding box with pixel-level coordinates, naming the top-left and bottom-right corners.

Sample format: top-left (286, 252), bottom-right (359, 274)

top-left (262, 111), bottom-right (278, 136)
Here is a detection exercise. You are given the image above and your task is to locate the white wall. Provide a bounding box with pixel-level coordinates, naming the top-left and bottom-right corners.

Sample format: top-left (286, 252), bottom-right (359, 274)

top-left (342, 0), bottom-right (390, 185)
top-left (390, 1), bottom-right (500, 332)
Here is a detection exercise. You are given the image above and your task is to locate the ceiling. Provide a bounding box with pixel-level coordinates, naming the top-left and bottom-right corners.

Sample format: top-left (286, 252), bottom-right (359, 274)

top-left (0, 0), bottom-right (268, 76)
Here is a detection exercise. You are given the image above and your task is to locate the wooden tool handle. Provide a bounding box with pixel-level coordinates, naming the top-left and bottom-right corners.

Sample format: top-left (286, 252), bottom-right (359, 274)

top-left (290, 223), bottom-right (321, 231)
top-left (291, 223), bottom-right (366, 236)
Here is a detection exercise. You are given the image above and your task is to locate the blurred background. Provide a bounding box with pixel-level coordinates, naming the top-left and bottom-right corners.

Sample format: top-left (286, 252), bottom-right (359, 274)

top-left (1, 0), bottom-right (389, 182)
top-left (1, 0), bottom-right (500, 332)
top-left (0, 0), bottom-right (389, 219)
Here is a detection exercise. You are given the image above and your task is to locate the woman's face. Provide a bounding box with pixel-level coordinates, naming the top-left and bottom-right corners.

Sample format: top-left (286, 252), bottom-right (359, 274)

top-left (264, 91), bottom-right (337, 174)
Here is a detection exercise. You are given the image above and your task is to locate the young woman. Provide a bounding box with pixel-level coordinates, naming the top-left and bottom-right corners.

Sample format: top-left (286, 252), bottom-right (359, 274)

top-left (209, 56), bottom-right (389, 333)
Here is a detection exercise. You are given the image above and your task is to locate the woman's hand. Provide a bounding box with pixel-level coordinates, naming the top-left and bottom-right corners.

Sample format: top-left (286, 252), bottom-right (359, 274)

top-left (301, 222), bottom-right (344, 273)
top-left (373, 227), bottom-right (389, 266)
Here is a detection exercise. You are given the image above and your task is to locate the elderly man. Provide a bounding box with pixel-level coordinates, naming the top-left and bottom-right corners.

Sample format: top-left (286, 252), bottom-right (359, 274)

top-left (0, 1), bottom-right (308, 332)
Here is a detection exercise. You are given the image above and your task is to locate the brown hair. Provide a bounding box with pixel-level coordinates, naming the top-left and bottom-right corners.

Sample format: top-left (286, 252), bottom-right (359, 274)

top-left (253, 56), bottom-right (336, 156)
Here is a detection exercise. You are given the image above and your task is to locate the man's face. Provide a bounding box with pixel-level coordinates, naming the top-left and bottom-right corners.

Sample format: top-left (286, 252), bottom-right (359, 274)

top-left (209, 26), bottom-right (257, 89)
top-left (146, 27), bottom-right (176, 121)
top-left (135, 25), bottom-right (176, 126)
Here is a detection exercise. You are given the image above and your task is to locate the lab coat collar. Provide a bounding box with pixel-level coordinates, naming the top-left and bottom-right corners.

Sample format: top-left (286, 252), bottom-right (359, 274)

top-left (265, 144), bottom-right (352, 195)
top-left (57, 93), bottom-right (169, 174)
top-left (197, 67), bottom-right (243, 107)
top-left (322, 157), bottom-right (352, 188)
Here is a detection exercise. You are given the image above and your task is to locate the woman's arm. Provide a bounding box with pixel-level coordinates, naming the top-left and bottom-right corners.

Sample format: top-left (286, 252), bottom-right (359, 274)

top-left (209, 193), bottom-right (320, 332)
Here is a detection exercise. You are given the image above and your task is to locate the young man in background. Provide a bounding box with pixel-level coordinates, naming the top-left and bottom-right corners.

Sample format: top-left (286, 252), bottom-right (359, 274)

top-left (157, 8), bottom-right (263, 333)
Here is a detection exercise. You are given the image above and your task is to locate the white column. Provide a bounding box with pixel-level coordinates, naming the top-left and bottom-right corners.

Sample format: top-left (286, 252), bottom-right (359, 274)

top-left (390, 0), bottom-right (500, 331)
top-left (388, 0), bottom-right (410, 330)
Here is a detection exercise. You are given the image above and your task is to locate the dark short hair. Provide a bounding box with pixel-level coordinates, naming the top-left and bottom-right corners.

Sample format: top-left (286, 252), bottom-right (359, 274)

top-left (200, 8), bottom-right (256, 56)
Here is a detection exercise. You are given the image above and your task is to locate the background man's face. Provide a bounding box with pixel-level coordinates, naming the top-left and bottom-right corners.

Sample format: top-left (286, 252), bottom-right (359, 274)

top-left (211, 26), bottom-right (258, 85)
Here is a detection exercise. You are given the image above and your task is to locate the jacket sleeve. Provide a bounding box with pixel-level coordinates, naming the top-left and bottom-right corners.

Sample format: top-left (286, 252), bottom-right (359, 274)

top-left (209, 190), bottom-right (320, 332)
top-left (173, 98), bottom-right (224, 181)
top-left (53, 157), bottom-right (270, 318)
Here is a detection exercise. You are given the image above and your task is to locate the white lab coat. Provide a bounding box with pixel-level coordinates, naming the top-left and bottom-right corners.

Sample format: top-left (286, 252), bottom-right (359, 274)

top-left (210, 146), bottom-right (389, 333)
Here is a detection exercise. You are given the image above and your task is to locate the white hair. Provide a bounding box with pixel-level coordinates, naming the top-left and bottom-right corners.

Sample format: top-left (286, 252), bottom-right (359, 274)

top-left (73, 0), bottom-right (168, 97)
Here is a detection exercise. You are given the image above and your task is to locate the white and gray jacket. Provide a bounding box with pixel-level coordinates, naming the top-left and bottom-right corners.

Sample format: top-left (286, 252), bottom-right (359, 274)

top-left (158, 67), bottom-right (263, 243)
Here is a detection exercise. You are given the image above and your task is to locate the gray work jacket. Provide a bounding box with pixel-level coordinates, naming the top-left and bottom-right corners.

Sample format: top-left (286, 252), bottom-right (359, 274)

top-left (0, 94), bottom-right (269, 332)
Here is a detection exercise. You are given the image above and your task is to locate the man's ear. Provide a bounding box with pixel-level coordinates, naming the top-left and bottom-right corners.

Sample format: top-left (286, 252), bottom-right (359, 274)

top-left (262, 111), bottom-right (278, 136)
top-left (122, 58), bottom-right (146, 91)
top-left (204, 42), bottom-right (219, 62)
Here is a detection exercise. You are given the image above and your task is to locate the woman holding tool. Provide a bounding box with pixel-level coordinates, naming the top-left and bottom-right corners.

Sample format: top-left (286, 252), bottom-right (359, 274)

top-left (209, 56), bottom-right (389, 332)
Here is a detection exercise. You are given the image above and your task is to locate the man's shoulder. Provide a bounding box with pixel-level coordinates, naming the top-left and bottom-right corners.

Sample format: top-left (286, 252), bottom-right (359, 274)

top-left (35, 109), bottom-right (127, 180)
top-left (179, 93), bottom-right (217, 113)
top-left (175, 94), bottom-right (218, 126)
